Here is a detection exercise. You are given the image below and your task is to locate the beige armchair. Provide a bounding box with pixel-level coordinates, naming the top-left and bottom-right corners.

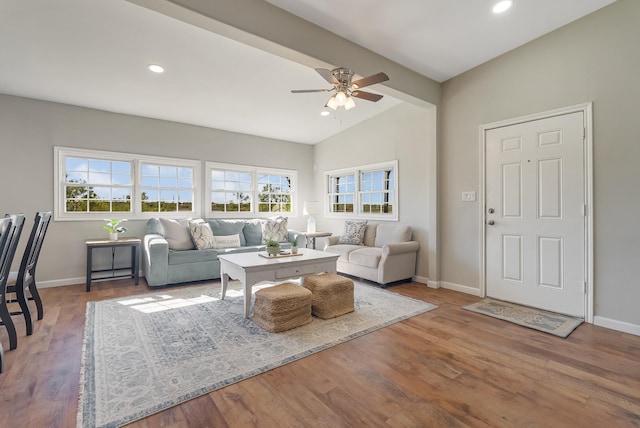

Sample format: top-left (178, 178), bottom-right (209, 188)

top-left (323, 223), bottom-right (419, 285)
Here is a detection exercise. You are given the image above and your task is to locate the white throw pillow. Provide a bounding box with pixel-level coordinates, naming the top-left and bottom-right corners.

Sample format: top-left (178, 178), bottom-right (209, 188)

top-left (338, 220), bottom-right (368, 245)
top-left (159, 218), bottom-right (195, 250)
top-left (261, 216), bottom-right (288, 243)
top-left (213, 234), bottom-right (241, 249)
top-left (188, 220), bottom-right (216, 250)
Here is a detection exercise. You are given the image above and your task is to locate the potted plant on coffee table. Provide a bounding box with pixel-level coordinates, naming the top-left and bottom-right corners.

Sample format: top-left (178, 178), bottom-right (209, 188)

top-left (265, 239), bottom-right (280, 256)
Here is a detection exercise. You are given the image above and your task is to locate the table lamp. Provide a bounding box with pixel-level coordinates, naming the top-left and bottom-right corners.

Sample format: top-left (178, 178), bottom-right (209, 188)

top-left (303, 201), bottom-right (320, 233)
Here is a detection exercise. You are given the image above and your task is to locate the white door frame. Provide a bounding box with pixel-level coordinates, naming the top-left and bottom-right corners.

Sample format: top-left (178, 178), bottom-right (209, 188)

top-left (478, 103), bottom-right (594, 323)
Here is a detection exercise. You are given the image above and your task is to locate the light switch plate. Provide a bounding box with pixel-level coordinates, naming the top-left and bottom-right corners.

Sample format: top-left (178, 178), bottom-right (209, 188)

top-left (462, 191), bottom-right (476, 202)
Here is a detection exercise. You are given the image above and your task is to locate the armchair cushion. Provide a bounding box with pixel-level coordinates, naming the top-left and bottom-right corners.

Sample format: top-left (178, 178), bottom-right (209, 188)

top-left (348, 247), bottom-right (382, 269)
top-left (338, 220), bottom-right (368, 245)
top-left (375, 224), bottom-right (412, 247)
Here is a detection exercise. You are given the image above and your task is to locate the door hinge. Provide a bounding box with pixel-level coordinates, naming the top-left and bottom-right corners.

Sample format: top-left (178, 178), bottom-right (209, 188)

top-left (582, 204), bottom-right (587, 217)
top-left (583, 127), bottom-right (586, 140)
top-left (583, 281), bottom-right (587, 294)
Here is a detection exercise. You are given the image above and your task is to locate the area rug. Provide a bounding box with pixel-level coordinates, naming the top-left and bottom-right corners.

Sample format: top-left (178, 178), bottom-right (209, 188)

top-left (463, 298), bottom-right (583, 338)
top-left (77, 281), bottom-right (437, 428)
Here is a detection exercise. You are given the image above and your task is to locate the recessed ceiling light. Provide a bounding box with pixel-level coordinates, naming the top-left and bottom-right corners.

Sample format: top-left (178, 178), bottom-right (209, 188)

top-left (148, 64), bottom-right (165, 73)
top-left (320, 110), bottom-right (330, 117)
top-left (493, 0), bottom-right (513, 14)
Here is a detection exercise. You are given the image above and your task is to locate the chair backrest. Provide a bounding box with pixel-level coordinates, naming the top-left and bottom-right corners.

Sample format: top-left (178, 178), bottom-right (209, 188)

top-left (18, 211), bottom-right (52, 279)
top-left (0, 218), bottom-right (12, 279)
top-left (0, 214), bottom-right (25, 288)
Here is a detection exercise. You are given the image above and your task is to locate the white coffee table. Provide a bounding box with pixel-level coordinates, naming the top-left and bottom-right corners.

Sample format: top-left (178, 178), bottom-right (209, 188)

top-left (218, 248), bottom-right (340, 318)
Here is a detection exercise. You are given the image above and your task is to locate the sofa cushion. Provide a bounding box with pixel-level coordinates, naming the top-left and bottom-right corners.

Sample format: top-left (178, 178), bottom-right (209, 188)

top-left (189, 220), bottom-right (215, 250)
top-left (338, 220), bottom-right (368, 245)
top-left (207, 220), bottom-right (247, 246)
top-left (212, 234), bottom-right (241, 249)
top-left (243, 219), bottom-right (263, 246)
top-left (262, 216), bottom-right (288, 242)
top-left (348, 247), bottom-right (382, 269)
top-left (324, 244), bottom-right (361, 262)
top-left (159, 218), bottom-right (195, 250)
top-left (168, 248), bottom-right (219, 265)
top-left (218, 245), bottom-right (264, 255)
top-left (374, 224), bottom-right (412, 247)
top-left (363, 224), bottom-right (378, 247)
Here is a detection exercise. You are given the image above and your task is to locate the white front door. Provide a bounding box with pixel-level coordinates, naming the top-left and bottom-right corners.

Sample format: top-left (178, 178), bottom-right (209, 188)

top-left (485, 111), bottom-right (585, 317)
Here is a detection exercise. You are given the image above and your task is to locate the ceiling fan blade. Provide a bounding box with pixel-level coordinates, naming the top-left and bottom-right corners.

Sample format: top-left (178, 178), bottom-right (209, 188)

top-left (351, 72), bottom-right (389, 89)
top-left (315, 68), bottom-right (340, 85)
top-left (351, 90), bottom-right (384, 102)
top-left (291, 89), bottom-right (332, 93)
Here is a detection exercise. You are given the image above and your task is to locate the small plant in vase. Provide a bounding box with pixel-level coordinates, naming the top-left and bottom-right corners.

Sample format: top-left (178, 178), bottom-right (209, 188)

top-left (291, 237), bottom-right (298, 254)
top-left (265, 238), bottom-right (280, 256)
top-left (102, 219), bottom-right (128, 240)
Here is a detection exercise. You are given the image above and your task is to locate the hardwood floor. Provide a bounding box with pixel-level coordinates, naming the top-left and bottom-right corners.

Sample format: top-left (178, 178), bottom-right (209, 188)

top-left (1, 279), bottom-right (639, 427)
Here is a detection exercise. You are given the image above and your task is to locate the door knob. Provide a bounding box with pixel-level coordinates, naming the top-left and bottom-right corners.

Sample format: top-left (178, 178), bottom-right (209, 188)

top-left (488, 208), bottom-right (495, 213)
top-left (488, 220), bottom-right (495, 225)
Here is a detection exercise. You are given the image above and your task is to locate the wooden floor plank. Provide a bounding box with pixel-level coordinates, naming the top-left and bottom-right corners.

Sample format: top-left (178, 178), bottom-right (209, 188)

top-left (1, 279), bottom-right (639, 427)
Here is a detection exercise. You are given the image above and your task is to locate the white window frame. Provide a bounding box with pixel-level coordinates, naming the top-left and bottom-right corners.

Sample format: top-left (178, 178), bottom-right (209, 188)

top-left (205, 162), bottom-right (297, 218)
top-left (324, 160), bottom-right (398, 221)
top-left (54, 147), bottom-right (201, 221)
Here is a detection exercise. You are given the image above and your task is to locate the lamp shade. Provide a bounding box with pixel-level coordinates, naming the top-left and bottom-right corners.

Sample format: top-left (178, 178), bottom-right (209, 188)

top-left (303, 201), bottom-right (320, 215)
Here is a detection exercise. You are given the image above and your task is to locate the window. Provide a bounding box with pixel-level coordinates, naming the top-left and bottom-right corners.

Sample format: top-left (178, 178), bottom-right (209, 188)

top-left (210, 167), bottom-right (253, 213)
top-left (55, 147), bottom-right (200, 220)
top-left (327, 173), bottom-right (355, 213)
top-left (140, 163), bottom-right (194, 213)
top-left (206, 162), bottom-right (296, 217)
top-left (64, 157), bottom-right (132, 213)
top-left (257, 173), bottom-right (292, 213)
top-left (360, 167), bottom-right (394, 215)
top-left (324, 160), bottom-right (398, 220)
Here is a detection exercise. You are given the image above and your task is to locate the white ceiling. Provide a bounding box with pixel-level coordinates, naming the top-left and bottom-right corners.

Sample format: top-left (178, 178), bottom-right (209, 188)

top-left (0, 0), bottom-right (617, 144)
top-left (267, 0), bottom-right (618, 83)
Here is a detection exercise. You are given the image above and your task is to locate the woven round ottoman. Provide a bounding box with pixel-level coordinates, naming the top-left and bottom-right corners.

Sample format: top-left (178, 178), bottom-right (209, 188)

top-left (253, 282), bottom-right (312, 333)
top-left (303, 273), bottom-right (354, 319)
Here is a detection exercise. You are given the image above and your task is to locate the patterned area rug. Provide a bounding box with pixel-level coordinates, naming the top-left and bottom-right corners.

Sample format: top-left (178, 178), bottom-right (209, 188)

top-left (463, 299), bottom-right (583, 338)
top-left (77, 281), bottom-right (437, 428)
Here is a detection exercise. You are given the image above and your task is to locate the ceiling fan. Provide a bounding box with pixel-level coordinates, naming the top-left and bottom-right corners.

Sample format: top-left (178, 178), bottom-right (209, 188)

top-left (291, 67), bottom-right (389, 110)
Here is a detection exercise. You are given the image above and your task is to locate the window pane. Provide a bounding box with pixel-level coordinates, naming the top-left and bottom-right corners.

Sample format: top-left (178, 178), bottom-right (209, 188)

top-left (142, 163), bottom-right (196, 214)
top-left (257, 173), bottom-right (292, 213)
top-left (89, 159), bottom-right (111, 173)
top-left (142, 176), bottom-right (159, 187)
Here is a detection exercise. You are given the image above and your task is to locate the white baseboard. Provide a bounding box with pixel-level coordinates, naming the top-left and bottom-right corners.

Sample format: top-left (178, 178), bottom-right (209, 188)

top-left (412, 276), bottom-right (440, 289)
top-left (412, 275), bottom-right (428, 284)
top-left (440, 281), bottom-right (482, 297)
top-left (594, 316), bottom-right (640, 337)
top-left (39, 277), bottom-right (85, 288)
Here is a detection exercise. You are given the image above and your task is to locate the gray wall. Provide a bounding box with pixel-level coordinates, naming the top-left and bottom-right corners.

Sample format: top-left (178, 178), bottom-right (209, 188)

top-left (440, 0), bottom-right (640, 327)
top-left (313, 102), bottom-right (437, 282)
top-left (0, 94), bottom-right (314, 285)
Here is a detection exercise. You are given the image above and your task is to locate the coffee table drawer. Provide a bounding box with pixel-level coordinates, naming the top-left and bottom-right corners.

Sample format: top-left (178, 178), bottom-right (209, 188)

top-left (275, 264), bottom-right (317, 279)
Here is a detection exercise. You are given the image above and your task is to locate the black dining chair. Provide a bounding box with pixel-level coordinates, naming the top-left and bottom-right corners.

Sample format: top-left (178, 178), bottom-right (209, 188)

top-left (0, 214), bottom-right (25, 368)
top-left (6, 211), bottom-right (52, 335)
top-left (0, 217), bottom-right (12, 373)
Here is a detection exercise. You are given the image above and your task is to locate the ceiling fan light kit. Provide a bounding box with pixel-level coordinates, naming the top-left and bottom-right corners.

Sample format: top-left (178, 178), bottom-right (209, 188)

top-left (292, 67), bottom-right (389, 111)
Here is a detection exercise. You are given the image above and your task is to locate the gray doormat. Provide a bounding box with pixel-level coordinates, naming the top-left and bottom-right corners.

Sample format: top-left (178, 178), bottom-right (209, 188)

top-left (463, 299), bottom-right (583, 338)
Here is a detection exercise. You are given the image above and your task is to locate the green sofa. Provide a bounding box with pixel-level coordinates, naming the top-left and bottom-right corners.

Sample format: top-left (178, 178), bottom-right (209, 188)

top-left (142, 217), bottom-right (302, 287)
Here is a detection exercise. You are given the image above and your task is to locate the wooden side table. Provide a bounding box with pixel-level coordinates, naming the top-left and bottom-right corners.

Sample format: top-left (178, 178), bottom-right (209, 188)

top-left (85, 237), bottom-right (141, 292)
top-left (296, 231), bottom-right (332, 250)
